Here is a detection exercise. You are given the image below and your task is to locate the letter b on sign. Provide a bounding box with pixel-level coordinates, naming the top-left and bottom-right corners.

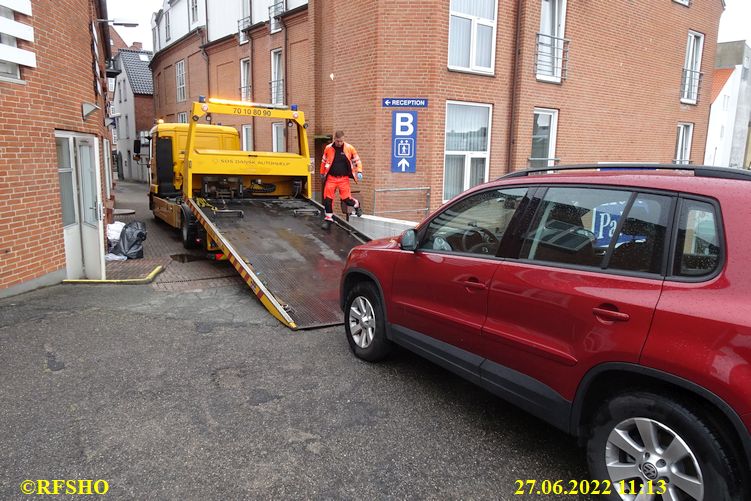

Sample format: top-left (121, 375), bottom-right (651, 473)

top-left (395, 113), bottom-right (414, 136)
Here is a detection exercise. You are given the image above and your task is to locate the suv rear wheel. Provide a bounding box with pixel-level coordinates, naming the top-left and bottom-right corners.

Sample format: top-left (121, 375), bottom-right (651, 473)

top-left (344, 282), bottom-right (392, 362)
top-left (586, 392), bottom-right (739, 501)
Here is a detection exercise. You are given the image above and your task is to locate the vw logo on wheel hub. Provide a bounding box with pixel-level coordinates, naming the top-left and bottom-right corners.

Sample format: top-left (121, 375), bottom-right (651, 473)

top-left (641, 462), bottom-right (659, 480)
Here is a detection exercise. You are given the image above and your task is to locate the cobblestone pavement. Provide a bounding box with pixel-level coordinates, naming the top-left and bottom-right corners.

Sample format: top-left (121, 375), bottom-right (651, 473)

top-left (107, 182), bottom-right (244, 291)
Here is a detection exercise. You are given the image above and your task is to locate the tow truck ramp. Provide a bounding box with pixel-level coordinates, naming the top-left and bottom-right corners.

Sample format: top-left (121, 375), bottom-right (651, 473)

top-left (188, 197), bottom-right (367, 330)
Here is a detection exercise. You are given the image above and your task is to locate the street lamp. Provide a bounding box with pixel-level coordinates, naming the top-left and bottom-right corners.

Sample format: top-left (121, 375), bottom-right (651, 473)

top-left (96, 19), bottom-right (139, 28)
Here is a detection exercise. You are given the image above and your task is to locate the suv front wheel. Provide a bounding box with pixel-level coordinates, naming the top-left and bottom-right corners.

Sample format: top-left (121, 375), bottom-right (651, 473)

top-left (587, 392), bottom-right (739, 501)
top-left (344, 282), bottom-right (392, 362)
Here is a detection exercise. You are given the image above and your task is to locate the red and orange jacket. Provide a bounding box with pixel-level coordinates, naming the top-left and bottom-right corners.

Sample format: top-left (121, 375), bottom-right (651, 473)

top-left (320, 142), bottom-right (363, 180)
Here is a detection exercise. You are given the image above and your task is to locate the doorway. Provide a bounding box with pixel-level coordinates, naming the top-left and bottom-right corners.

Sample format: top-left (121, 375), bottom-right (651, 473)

top-left (55, 132), bottom-right (105, 279)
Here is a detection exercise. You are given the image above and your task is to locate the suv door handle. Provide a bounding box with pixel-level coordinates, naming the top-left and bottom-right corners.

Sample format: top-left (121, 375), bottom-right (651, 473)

top-left (592, 306), bottom-right (630, 322)
top-left (459, 278), bottom-right (487, 291)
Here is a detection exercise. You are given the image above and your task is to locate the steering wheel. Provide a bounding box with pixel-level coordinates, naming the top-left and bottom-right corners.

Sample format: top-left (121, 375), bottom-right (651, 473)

top-left (461, 227), bottom-right (499, 254)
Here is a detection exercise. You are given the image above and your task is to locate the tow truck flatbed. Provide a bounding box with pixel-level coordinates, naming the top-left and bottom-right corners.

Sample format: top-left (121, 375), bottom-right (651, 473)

top-left (190, 198), bottom-right (366, 329)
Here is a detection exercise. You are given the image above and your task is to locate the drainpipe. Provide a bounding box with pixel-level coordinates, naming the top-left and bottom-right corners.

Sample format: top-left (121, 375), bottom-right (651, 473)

top-left (202, 0), bottom-right (210, 95)
top-left (282, 13), bottom-right (289, 152)
top-left (506, 0), bottom-right (525, 173)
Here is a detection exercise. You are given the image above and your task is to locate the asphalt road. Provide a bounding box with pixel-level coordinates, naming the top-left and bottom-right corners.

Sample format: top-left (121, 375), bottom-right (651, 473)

top-left (0, 280), bottom-right (593, 500)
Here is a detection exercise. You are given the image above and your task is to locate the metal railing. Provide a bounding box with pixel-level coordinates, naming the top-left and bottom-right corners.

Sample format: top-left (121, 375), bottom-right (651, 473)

top-left (528, 157), bottom-right (560, 168)
top-left (239, 85), bottom-right (252, 102)
top-left (237, 16), bottom-right (251, 42)
top-left (373, 187), bottom-right (431, 220)
top-left (270, 79), bottom-right (284, 104)
top-left (681, 68), bottom-right (702, 103)
top-left (269, 0), bottom-right (284, 32)
top-left (535, 33), bottom-right (570, 80)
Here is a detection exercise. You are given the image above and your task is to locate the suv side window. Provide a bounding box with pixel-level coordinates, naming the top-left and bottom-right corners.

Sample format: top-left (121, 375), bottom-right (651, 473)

top-left (606, 193), bottom-right (672, 275)
top-left (520, 187), bottom-right (631, 268)
top-left (419, 188), bottom-right (528, 256)
top-left (673, 199), bottom-right (721, 277)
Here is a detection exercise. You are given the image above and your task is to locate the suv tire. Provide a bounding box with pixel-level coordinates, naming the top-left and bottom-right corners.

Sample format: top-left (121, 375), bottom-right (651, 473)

top-left (344, 282), bottom-right (392, 362)
top-left (586, 391), bottom-right (739, 501)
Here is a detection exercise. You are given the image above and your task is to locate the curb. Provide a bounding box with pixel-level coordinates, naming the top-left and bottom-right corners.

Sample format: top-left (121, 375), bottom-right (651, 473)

top-left (62, 265), bottom-right (164, 285)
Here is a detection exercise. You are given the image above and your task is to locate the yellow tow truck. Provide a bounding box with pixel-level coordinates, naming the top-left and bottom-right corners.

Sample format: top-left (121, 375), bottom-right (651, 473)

top-left (148, 97), bottom-right (367, 329)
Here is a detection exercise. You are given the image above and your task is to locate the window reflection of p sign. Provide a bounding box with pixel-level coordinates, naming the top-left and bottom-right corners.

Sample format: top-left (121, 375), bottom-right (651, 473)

top-left (394, 138), bottom-right (414, 158)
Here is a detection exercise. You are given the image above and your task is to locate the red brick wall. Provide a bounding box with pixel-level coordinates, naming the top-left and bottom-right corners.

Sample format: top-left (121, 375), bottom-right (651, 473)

top-left (134, 95), bottom-right (155, 132)
top-left (511, 0), bottom-right (723, 170)
top-left (151, 30), bottom-right (207, 121)
top-left (0, 0), bottom-right (110, 292)
top-left (150, 0), bottom-right (723, 220)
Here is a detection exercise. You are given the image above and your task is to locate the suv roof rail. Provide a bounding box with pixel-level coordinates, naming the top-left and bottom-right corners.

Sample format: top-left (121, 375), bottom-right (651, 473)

top-left (501, 164), bottom-right (751, 181)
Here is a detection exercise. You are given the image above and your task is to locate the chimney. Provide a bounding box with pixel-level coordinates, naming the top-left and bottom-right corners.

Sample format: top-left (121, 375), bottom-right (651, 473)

top-left (130, 42), bottom-right (143, 50)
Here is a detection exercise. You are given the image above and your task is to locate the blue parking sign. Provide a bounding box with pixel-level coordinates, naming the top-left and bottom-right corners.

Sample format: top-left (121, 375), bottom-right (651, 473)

top-left (391, 111), bottom-right (417, 173)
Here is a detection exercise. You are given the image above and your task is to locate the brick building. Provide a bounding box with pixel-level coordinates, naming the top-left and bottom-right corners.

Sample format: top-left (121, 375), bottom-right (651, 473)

top-left (150, 0), bottom-right (724, 221)
top-left (0, 0), bottom-right (117, 297)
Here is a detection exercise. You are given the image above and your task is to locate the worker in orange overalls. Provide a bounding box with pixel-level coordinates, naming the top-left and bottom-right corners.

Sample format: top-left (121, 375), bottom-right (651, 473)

top-left (320, 130), bottom-right (363, 229)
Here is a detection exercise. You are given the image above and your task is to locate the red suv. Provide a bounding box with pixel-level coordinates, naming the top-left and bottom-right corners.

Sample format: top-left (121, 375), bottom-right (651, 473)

top-left (340, 165), bottom-right (751, 500)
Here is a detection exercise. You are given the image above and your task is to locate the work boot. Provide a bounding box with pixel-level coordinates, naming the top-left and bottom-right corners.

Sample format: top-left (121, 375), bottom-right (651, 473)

top-left (321, 219), bottom-right (332, 230)
top-left (353, 198), bottom-right (362, 217)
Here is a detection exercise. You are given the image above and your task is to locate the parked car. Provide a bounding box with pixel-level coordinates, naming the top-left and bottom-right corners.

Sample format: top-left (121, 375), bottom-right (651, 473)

top-left (340, 165), bottom-right (751, 501)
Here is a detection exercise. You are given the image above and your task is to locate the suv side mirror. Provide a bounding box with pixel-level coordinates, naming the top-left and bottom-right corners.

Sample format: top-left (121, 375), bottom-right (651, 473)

top-left (400, 229), bottom-right (417, 251)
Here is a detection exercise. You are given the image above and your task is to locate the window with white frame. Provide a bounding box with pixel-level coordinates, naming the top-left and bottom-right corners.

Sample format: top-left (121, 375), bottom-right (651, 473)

top-left (448, 0), bottom-right (497, 74)
top-left (240, 58), bottom-right (251, 101)
top-left (242, 125), bottom-right (253, 151)
top-left (530, 108), bottom-right (558, 167)
top-left (272, 122), bottom-right (285, 152)
top-left (443, 101), bottom-right (491, 201)
top-left (0, 3), bottom-right (36, 80)
top-left (675, 123), bottom-right (693, 164)
top-left (176, 59), bottom-right (186, 102)
top-left (681, 31), bottom-right (703, 104)
top-left (177, 112), bottom-right (188, 123)
top-left (271, 49), bottom-right (283, 104)
top-left (165, 11), bottom-right (171, 41)
top-left (125, 115), bottom-right (130, 139)
top-left (536, 0), bottom-right (568, 82)
top-left (190, 0), bottom-right (199, 24)
top-left (0, 7), bottom-right (20, 79)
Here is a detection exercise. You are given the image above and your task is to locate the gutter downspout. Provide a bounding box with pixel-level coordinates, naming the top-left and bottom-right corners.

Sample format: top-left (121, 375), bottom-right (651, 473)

top-left (506, 0), bottom-right (524, 173)
top-left (202, 0), bottom-right (210, 95)
top-left (282, 14), bottom-right (289, 152)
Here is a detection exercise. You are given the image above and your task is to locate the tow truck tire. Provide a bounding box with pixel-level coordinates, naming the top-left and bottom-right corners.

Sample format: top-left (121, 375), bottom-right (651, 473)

top-left (181, 206), bottom-right (199, 249)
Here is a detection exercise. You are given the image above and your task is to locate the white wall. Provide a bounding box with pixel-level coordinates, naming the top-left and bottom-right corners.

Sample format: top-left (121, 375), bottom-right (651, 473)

top-left (154, 0), bottom-right (205, 53)
top-left (705, 67), bottom-right (741, 167)
top-left (207, 0), bottom-right (243, 42)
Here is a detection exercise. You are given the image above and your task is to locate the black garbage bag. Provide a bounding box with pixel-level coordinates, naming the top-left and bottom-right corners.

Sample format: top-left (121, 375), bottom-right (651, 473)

top-left (112, 221), bottom-right (147, 259)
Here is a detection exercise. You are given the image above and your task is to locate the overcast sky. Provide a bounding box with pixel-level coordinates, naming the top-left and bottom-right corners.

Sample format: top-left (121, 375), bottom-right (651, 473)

top-left (107, 0), bottom-right (751, 52)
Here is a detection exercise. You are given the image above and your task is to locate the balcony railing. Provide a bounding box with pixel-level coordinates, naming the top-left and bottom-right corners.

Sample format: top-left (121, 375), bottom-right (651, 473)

top-left (270, 79), bottom-right (284, 104)
top-left (535, 33), bottom-right (570, 81)
top-left (240, 84), bottom-right (252, 102)
top-left (528, 157), bottom-right (560, 168)
top-left (269, 0), bottom-right (284, 33)
top-left (238, 16), bottom-right (251, 43)
top-left (681, 68), bottom-right (702, 104)
top-left (105, 58), bottom-right (121, 78)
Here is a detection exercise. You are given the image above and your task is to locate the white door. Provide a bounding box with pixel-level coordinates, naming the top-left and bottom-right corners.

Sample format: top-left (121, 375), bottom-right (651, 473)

top-left (75, 137), bottom-right (105, 279)
top-left (56, 136), bottom-right (83, 278)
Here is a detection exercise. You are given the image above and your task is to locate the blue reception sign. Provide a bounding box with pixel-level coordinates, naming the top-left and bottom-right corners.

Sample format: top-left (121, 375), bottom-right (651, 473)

top-left (392, 111), bottom-right (417, 173)
top-left (382, 98), bottom-right (428, 107)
